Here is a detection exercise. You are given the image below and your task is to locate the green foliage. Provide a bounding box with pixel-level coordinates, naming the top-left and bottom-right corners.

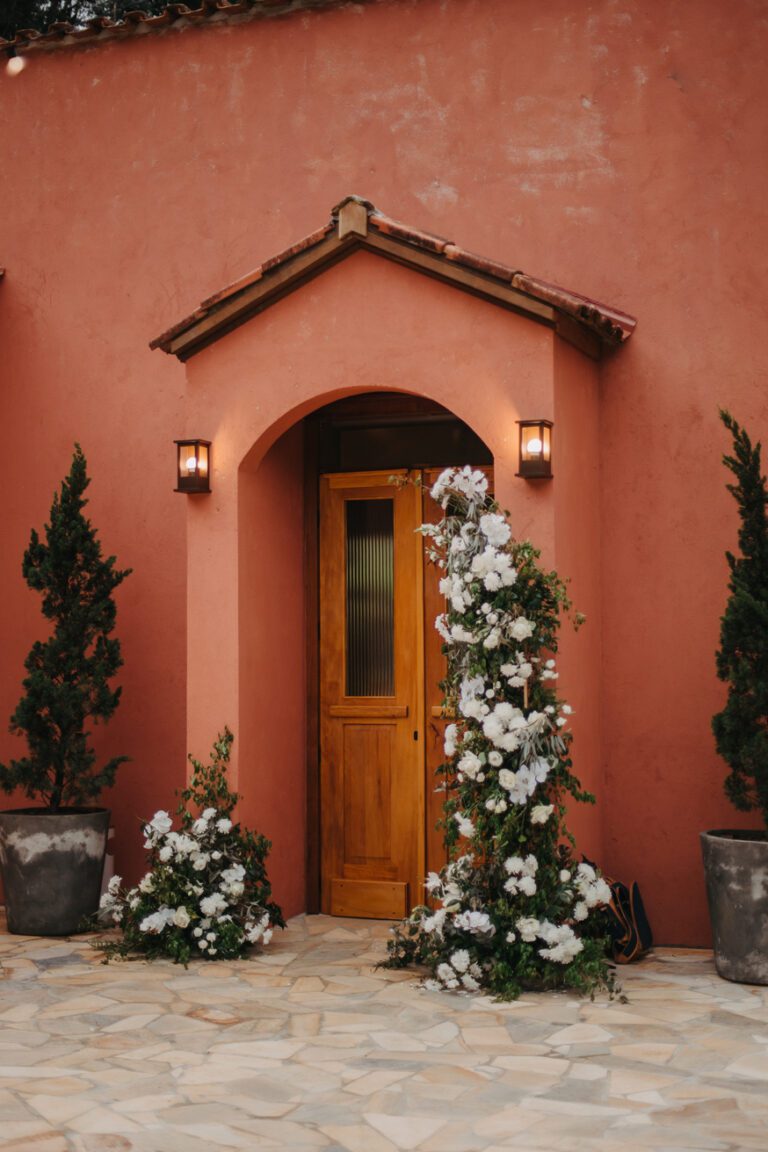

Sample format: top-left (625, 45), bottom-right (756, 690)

top-left (0, 446), bottom-right (131, 810)
top-left (384, 468), bottom-right (613, 1000)
top-left (713, 410), bottom-right (768, 829)
top-left (98, 729), bottom-right (284, 965)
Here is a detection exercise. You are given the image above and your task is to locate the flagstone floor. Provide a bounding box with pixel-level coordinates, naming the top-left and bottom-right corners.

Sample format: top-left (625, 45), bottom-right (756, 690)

top-left (1, 914), bottom-right (767, 1152)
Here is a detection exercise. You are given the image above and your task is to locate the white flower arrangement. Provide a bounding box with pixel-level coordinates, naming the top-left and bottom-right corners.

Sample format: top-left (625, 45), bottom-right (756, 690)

top-left (386, 468), bottom-right (613, 999)
top-left (97, 730), bottom-right (283, 965)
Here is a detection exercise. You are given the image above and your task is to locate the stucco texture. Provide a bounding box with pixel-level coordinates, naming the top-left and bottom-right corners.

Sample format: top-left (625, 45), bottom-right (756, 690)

top-left (1, 0), bottom-right (766, 943)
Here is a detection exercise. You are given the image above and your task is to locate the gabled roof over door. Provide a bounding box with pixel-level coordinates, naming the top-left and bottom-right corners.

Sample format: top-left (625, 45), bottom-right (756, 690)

top-left (151, 196), bottom-right (636, 362)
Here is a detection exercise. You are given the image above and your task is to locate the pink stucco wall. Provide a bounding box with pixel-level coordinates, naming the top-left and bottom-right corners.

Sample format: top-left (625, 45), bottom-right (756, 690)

top-left (1, 0), bottom-right (766, 942)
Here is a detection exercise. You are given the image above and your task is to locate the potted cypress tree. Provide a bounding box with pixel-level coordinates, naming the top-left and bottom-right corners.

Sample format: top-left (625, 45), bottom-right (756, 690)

top-left (0, 445), bottom-right (131, 935)
top-left (701, 410), bottom-right (768, 984)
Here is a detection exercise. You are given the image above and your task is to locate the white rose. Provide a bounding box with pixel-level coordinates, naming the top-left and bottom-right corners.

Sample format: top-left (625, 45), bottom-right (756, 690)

top-left (149, 810), bottom-right (173, 834)
top-left (530, 804), bottom-right (554, 825)
top-left (173, 906), bottom-right (191, 928)
top-left (450, 949), bottom-right (470, 973)
top-left (510, 617), bottom-right (534, 642)
top-left (515, 916), bottom-right (540, 942)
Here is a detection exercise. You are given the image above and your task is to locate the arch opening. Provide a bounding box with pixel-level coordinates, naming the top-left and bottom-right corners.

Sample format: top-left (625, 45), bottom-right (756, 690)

top-left (236, 390), bottom-right (493, 918)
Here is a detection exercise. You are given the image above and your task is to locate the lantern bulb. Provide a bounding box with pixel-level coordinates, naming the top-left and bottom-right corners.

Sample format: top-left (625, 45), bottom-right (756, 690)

top-left (6, 56), bottom-right (27, 76)
top-left (186, 456), bottom-right (198, 472)
top-left (527, 437), bottom-right (543, 454)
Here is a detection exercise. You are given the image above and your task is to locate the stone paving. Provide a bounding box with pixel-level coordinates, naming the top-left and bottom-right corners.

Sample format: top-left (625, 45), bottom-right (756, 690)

top-left (1, 914), bottom-right (767, 1151)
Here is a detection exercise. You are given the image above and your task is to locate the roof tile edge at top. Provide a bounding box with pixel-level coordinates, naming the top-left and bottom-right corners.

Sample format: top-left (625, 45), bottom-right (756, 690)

top-left (1, 0), bottom-right (375, 54)
top-left (150, 195), bottom-right (637, 358)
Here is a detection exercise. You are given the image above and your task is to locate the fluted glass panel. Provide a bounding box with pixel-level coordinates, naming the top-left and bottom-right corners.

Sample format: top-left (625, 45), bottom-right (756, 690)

top-left (345, 499), bottom-right (394, 696)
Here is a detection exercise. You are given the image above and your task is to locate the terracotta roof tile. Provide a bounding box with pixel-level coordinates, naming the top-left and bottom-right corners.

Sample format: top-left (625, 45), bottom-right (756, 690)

top-left (260, 222), bottom-right (335, 273)
top-left (200, 266), bottom-right (264, 310)
top-left (150, 197), bottom-right (637, 358)
top-left (511, 273), bottom-right (636, 343)
top-left (369, 212), bottom-right (451, 255)
top-left (441, 243), bottom-right (521, 284)
top-left (1, 1), bottom-right (372, 54)
top-left (195, 222), bottom-right (334, 311)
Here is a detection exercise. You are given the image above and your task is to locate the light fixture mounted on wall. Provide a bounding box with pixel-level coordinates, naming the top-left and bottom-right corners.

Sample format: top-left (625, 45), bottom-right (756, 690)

top-left (516, 419), bottom-right (553, 479)
top-left (175, 439), bottom-right (211, 493)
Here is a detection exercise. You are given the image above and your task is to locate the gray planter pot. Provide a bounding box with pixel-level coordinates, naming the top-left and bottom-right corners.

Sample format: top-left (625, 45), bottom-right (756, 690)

top-left (701, 829), bottom-right (768, 985)
top-left (0, 807), bottom-right (110, 936)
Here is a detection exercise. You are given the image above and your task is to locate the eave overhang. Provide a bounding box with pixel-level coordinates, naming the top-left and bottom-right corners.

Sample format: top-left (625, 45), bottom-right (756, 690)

top-left (150, 196), bottom-right (637, 362)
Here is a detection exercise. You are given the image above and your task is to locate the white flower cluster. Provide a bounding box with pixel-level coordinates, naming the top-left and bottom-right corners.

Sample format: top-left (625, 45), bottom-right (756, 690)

top-left (571, 861), bottom-right (612, 922)
top-left (424, 949), bottom-right (484, 993)
top-left (497, 756), bottom-right (551, 806)
top-left (430, 466), bottom-right (488, 508)
top-left (483, 703), bottom-right (541, 752)
top-left (418, 856), bottom-right (496, 945)
top-left (385, 468), bottom-right (612, 998)
top-left (99, 805), bottom-right (277, 959)
top-left (503, 854), bottom-right (538, 897)
top-left (508, 916), bottom-right (584, 964)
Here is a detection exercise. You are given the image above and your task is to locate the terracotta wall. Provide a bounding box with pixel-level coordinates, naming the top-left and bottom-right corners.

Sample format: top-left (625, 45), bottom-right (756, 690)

top-left (1, 0), bottom-right (766, 941)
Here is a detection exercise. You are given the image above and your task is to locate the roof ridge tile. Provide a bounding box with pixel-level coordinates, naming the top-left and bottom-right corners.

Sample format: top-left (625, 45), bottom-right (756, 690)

top-left (369, 213), bottom-right (451, 254)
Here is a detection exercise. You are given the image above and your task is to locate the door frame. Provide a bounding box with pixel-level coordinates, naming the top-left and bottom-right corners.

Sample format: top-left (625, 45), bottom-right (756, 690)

top-left (303, 406), bottom-right (492, 915)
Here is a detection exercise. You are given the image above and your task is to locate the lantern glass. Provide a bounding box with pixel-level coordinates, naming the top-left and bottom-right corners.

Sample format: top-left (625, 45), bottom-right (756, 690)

top-left (175, 440), bottom-right (211, 493)
top-left (517, 420), bottom-right (553, 479)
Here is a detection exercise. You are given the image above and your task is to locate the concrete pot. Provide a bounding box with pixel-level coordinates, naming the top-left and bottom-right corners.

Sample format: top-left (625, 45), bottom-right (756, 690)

top-left (0, 808), bottom-right (110, 936)
top-left (701, 829), bottom-right (768, 985)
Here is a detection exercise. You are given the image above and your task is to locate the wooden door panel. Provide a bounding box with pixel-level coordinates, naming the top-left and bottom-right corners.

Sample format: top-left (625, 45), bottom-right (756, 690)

top-left (330, 879), bottom-right (408, 919)
top-left (342, 723), bottom-right (394, 865)
top-left (319, 471), bottom-right (424, 919)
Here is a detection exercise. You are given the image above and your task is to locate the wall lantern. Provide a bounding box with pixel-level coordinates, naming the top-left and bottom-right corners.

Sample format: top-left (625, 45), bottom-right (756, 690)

top-left (516, 420), bottom-right (553, 479)
top-left (175, 439), bottom-right (211, 493)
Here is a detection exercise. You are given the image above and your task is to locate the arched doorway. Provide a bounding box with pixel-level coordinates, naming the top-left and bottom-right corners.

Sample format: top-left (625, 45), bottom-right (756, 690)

top-left (304, 392), bottom-right (492, 917)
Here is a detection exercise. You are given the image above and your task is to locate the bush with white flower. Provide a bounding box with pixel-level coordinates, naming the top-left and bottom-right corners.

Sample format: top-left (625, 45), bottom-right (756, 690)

top-left (97, 729), bottom-right (284, 964)
top-left (385, 467), bottom-right (613, 999)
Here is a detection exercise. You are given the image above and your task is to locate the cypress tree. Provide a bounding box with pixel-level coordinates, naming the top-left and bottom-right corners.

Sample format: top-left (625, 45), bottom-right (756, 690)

top-left (0, 445), bottom-right (131, 810)
top-left (712, 410), bottom-right (768, 829)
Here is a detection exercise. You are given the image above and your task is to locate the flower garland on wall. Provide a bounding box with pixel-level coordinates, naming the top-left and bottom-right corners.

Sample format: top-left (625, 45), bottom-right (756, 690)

top-left (98, 730), bottom-right (284, 964)
top-left (385, 467), bottom-right (613, 999)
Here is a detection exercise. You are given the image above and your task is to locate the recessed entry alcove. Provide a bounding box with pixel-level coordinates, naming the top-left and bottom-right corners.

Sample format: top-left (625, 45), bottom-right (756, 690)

top-left (152, 197), bottom-right (634, 919)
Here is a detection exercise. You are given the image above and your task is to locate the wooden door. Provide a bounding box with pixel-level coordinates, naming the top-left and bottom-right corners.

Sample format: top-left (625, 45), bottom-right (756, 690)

top-left (319, 471), bottom-right (425, 919)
